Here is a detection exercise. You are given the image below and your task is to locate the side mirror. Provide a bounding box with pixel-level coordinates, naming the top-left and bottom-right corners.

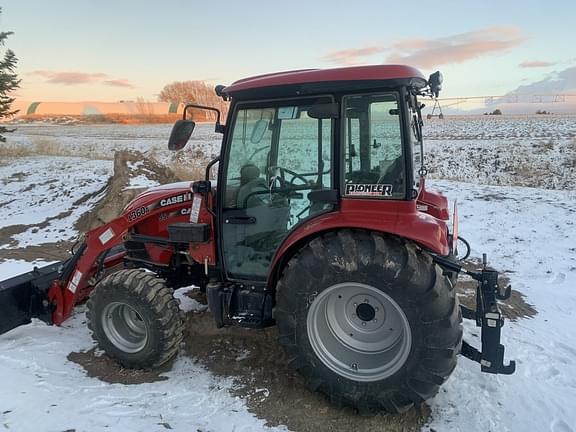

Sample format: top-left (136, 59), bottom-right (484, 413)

top-left (168, 119), bottom-right (195, 151)
top-left (428, 71), bottom-right (443, 98)
top-left (250, 119), bottom-right (269, 144)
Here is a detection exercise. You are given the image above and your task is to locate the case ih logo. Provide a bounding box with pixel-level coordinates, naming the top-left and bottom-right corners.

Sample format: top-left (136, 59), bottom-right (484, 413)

top-left (160, 192), bottom-right (192, 207)
top-left (346, 183), bottom-right (393, 197)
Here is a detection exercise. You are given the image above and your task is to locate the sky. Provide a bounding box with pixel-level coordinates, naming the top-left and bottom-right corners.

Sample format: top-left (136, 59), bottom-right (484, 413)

top-left (2, 0), bottom-right (576, 107)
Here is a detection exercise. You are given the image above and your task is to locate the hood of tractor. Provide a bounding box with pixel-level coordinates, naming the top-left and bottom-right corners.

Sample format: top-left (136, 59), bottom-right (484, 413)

top-left (123, 181), bottom-right (193, 214)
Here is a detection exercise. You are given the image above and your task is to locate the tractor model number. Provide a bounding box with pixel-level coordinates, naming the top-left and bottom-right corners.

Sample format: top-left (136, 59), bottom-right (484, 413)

top-left (127, 206), bottom-right (149, 222)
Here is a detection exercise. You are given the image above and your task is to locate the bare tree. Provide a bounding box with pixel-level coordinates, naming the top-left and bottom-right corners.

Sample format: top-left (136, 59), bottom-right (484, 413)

top-left (158, 81), bottom-right (229, 121)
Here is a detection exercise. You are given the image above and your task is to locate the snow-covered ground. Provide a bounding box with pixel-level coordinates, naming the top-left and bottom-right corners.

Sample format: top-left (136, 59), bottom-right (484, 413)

top-left (0, 296), bottom-right (285, 432)
top-left (424, 116), bottom-right (576, 190)
top-left (0, 157), bottom-right (112, 247)
top-left (1, 118), bottom-right (575, 431)
top-left (426, 181), bottom-right (576, 432)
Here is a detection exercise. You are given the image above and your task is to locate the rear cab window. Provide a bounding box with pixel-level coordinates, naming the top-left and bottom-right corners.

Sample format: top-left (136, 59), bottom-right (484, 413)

top-left (342, 93), bottom-right (405, 199)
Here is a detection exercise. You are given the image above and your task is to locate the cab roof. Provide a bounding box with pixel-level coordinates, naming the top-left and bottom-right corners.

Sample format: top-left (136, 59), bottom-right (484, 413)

top-left (223, 65), bottom-right (428, 100)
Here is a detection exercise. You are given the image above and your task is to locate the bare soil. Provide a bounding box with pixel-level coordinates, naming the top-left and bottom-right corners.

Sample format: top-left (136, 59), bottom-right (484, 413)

top-left (67, 349), bottom-right (169, 385)
top-left (179, 303), bottom-right (429, 432)
top-left (458, 258), bottom-right (537, 321)
top-left (0, 240), bottom-right (73, 262)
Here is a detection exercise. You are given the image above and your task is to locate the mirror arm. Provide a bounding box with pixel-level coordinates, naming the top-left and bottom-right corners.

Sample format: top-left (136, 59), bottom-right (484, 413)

top-left (201, 156), bottom-right (220, 218)
top-left (205, 156), bottom-right (220, 182)
top-left (183, 103), bottom-right (225, 134)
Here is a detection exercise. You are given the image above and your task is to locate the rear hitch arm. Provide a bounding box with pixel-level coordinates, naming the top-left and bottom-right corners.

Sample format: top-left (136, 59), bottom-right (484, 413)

top-left (433, 253), bottom-right (516, 375)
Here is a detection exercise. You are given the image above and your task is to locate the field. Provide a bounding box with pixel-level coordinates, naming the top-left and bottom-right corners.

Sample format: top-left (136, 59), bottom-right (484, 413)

top-left (0, 115), bottom-right (575, 432)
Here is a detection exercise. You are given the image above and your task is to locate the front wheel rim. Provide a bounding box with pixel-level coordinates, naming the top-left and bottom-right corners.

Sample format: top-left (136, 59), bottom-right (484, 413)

top-left (307, 282), bottom-right (412, 382)
top-left (101, 302), bottom-right (148, 353)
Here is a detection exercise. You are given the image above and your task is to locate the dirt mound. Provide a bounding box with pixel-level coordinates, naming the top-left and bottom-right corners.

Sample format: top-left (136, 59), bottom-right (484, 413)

top-left (75, 150), bottom-right (179, 232)
top-left (67, 349), bottom-right (169, 385)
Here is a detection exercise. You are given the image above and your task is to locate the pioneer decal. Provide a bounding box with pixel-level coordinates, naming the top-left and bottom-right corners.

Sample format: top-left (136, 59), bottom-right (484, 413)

top-left (159, 192), bottom-right (193, 207)
top-left (345, 183), bottom-right (393, 197)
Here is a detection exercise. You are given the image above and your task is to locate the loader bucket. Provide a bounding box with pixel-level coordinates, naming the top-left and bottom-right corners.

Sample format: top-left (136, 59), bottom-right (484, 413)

top-left (0, 262), bottom-right (61, 335)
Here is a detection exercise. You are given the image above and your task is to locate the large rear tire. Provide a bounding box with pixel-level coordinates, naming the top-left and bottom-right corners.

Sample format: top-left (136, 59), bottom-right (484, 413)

top-left (275, 230), bottom-right (462, 414)
top-left (87, 269), bottom-right (184, 369)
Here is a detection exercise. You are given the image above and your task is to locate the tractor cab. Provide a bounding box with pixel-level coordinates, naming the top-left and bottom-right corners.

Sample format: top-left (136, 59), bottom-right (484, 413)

top-left (170, 65), bottom-right (449, 283)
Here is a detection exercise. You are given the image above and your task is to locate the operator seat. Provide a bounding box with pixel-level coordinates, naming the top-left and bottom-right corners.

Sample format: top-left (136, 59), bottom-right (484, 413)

top-left (236, 164), bottom-right (268, 208)
top-left (235, 163), bottom-right (290, 243)
top-left (377, 156), bottom-right (404, 188)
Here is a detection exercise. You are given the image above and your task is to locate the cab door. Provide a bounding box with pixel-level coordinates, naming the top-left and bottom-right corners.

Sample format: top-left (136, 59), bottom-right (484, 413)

top-left (220, 99), bottom-right (334, 281)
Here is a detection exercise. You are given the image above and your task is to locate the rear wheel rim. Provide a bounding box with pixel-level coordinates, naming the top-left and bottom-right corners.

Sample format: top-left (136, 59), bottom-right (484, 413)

top-left (307, 282), bottom-right (411, 382)
top-left (101, 302), bottom-right (148, 353)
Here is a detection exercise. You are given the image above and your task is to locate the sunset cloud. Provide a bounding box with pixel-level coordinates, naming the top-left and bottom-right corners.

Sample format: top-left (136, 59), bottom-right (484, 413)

top-left (103, 79), bottom-right (134, 88)
top-left (30, 70), bottom-right (108, 85)
top-left (28, 70), bottom-right (135, 89)
top-left (322, 27), bottom-right (525, 68)
top-left (386, 27), bottom-right (525, 68)
top-left (519, 60), bottom-right (556, 68)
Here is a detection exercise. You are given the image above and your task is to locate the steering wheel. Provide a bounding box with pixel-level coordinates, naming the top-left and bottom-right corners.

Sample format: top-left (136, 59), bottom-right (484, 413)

top-left (269, 166), bottom-right (309, 187)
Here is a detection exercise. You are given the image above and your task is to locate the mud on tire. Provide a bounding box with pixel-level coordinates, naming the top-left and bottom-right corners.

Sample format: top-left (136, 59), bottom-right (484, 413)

top-left (87, 269), bottom-right (185, 369)
top-left (275, 230), bottom-right (462, 414)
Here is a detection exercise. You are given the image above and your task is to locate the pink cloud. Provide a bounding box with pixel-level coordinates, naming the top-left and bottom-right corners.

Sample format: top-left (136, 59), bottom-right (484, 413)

top-left (386, 27), bottom-right (525, 68)
top-left (103, 79), bottom-right (134, 88)
top-left (28, 71), bottom-right (134, 89)
top-left (322, 27), bottom-right (525, 68)
top-left (30, 70), bottom-right (108, 85)
top-left (519, 60), bottom-right (556, 68)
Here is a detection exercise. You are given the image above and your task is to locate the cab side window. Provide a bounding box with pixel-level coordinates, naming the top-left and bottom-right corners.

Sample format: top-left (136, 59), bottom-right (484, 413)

top-left (224, 108), bottom-right (274, 208)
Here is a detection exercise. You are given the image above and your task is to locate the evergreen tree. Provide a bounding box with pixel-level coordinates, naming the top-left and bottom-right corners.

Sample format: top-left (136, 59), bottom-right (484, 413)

top-left (0, 8), bottom-right (20, 142)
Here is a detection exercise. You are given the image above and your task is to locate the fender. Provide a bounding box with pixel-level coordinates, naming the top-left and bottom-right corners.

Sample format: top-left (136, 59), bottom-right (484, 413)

top-left (416, 177), bottom-right (450, 220)
top-left (267, 198), bottom-right (449, 287)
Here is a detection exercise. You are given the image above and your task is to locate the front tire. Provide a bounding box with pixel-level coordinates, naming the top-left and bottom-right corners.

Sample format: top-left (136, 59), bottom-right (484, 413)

top-left (275, 230), bottom-right (462, 414)
top-left (87, 269), bottom-right (184, 369)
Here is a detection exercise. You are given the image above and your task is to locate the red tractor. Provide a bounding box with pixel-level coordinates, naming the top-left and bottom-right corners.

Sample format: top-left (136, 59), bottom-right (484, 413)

top-left (0, 65), bottom-right (514, 414)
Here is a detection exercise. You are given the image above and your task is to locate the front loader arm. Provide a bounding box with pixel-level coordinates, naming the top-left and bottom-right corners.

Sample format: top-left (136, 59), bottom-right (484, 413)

top-left (0, 183), bottom-right (214, 335)
top-left (49, 218), bottom-right (128, 325)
